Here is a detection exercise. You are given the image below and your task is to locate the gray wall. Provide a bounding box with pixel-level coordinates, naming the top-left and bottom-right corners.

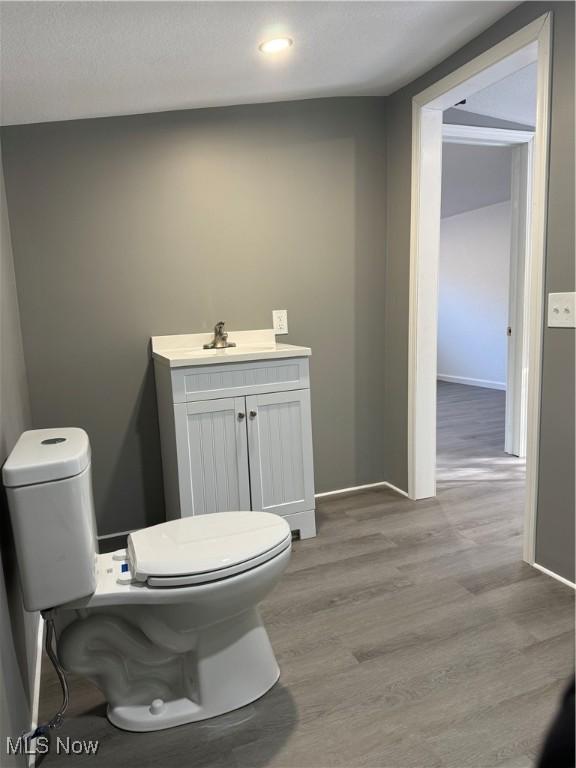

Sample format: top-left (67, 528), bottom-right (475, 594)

top-left (533, 3), bottom-right (575, 581)
top-left (441, 144), bottom-right (512, 218)
top-left (0, 142), bottom-right (37, 766)
top-left (1, 98), bottom-right (387, 536)
top-left (384, 2), bottom-right (574, 581)
top-left (1, 2), bottom-right (573, 581)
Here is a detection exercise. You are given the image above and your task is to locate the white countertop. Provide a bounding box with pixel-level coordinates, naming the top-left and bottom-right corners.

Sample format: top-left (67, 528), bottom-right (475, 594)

top-left (151, 329), bottom-right (311, 368)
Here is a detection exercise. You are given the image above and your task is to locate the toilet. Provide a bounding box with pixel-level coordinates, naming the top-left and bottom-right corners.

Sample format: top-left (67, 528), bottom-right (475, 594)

top-left (3, 428), bottom-right (291, 732)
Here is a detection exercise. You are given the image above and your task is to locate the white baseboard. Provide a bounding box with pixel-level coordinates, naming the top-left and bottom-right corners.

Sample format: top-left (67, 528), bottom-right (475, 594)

top-left (98, 528), bottom-right (136, 540)
top-left (99, 483), bottom-right (411, 542)
top-left (437, 374), bottom-right (506, 391)
top-left (532, 562), bottom-right (575, 589)
top-left (381, 481), bottom-right (410, 498)
top-left (315, 480), bottom-right (409, 499)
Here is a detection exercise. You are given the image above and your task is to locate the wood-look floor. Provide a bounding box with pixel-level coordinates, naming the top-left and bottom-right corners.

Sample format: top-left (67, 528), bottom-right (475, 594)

top-left (37, 382), bottom-right (574, 768)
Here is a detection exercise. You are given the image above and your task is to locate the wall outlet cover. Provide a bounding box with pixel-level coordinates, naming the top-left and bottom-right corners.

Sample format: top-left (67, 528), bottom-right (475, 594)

top-left (273, 309), bottom-right (289, 335)
top-left (547, 292), bottom-right (576, 328)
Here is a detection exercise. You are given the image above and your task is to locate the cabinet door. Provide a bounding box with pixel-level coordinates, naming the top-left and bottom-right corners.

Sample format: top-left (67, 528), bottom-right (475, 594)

top-left (182, 397), bottom-right (251, 515)
top-left (246, 390), bottom-right (315, 517)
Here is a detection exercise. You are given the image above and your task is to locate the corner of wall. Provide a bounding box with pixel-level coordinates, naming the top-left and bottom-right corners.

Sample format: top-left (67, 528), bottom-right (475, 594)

top-left (0, 138), bottom-right (41, 766)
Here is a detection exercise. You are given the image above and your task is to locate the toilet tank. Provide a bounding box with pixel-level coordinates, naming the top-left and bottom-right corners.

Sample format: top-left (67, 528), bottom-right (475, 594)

top-left (3, 428), bottom-right (98, 612)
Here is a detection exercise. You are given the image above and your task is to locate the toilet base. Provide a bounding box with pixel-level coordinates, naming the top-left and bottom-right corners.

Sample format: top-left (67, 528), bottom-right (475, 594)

top-left (107, 671), bottom-right (279, 732)
top-left (105, 608), bottom-right (280, 732)
top-left (56, 550), bottom-right (290, 734)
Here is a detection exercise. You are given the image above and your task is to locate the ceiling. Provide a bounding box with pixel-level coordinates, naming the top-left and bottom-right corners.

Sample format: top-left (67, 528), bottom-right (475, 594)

top-left (441, 144), bottom-right (512, 218)
top-left (454, 62), bottom-right (537, 127)
top-left (0, 1), bottom-right (520, 126)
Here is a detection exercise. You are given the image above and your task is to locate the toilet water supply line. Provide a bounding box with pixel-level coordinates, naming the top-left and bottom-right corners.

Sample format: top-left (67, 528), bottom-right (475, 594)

top-left (22, 610), bottom-right (70, 744)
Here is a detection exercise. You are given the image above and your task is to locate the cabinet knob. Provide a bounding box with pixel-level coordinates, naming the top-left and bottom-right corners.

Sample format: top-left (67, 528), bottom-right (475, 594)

top-left (238, 412), bottom-right (245, 420)
top-left (249, 410), bottom-right (258, 419)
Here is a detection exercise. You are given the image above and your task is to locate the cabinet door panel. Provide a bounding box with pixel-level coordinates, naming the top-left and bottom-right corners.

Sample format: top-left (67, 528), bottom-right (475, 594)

top-left (247, 390), bottom-right (315, 516)
top-left (183, 397), bottom-right (250, 515)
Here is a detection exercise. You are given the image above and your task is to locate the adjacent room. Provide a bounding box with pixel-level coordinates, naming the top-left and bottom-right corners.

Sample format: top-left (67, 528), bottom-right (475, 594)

top-left (436, 62), bottom-right (539, 552)
top-left (1, 3), bottom-right (574, 768)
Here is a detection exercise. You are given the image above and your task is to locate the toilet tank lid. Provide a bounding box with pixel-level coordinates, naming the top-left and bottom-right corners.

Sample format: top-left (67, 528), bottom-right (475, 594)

top-left (2, 428), bottom-right (91, 488)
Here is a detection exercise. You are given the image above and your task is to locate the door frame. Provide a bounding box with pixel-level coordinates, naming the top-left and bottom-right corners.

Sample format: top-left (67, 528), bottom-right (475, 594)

top-left (407, 13), bottom-right (551, 567)
top-left (442, 123), bottom-right (535, 458)
top-left (506, 138), bottom-right (533, 459)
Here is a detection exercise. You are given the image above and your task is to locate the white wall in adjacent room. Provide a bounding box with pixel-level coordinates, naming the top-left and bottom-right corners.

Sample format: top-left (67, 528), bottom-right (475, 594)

top-left (438, 200), bottom-right (512, 389)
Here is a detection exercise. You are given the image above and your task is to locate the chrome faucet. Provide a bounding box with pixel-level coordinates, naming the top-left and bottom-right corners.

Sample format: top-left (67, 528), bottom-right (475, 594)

top-left (203, 321), bottom-right (236, 350)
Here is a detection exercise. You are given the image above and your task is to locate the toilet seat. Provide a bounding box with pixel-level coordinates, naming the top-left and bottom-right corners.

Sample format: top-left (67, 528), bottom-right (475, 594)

top-left (128, 511), bottom-right (291, 588)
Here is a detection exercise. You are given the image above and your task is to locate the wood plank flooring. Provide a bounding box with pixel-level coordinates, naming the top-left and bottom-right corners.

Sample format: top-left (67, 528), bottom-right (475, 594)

top-left (37, 382), bottom-right (574, 767)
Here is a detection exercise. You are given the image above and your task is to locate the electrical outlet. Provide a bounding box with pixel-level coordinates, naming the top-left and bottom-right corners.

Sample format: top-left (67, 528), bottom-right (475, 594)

top-left (548, 292), bottom-right (576, 328)
top-left (273, 309), bottom-right (288, 335)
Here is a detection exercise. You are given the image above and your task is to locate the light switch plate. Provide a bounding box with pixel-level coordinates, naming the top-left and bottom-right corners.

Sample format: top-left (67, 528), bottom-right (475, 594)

top-left (273, 309), bottom-right (288, 335)
top-left (548, 292), bottom-right (576, 328)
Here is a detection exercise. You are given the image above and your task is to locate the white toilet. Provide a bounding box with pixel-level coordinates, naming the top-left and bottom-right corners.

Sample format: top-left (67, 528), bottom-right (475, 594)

top-left (3, 428), bottom-right (291, 732)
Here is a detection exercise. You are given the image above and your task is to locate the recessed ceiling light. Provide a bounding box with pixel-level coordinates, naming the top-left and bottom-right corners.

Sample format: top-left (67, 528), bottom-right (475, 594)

top-left (259, 37), bottom-right (293, 55)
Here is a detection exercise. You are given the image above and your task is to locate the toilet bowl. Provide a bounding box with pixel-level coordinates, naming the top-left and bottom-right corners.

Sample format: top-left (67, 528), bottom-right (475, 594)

top-left (2, 428), bottom-right (291, 733)
top-left (55, 513), bottom-right (291, 732)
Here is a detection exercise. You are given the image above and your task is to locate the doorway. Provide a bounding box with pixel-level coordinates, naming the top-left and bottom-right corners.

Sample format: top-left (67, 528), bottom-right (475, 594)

top-left (439, 121), bottom-right (535, 461)
top-left (407, 14), bottom-right (551, 566)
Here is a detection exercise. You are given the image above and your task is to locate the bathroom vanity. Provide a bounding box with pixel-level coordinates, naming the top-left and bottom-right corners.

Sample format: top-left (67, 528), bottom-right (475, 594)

top-left (152, 329), bottom-right (316, 539)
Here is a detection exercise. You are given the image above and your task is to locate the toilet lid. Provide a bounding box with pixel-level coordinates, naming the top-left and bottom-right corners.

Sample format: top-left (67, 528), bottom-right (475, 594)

top-left (128, 511), bottom-right (291, 587)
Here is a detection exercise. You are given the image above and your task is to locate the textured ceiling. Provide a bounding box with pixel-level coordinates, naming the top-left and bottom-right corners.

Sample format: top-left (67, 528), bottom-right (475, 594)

top-left (442, 144), bottom-right (512, 219)
top-left (455, 62), bottom-right (537, 127)
top-left (0, 1), bottom-right (520, 126)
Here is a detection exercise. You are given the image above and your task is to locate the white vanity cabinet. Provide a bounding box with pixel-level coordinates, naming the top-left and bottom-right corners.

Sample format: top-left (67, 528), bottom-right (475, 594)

top-left (152, 330), bottom-right (316, 539)
top-left (182, 396), bottom-right (252, 515)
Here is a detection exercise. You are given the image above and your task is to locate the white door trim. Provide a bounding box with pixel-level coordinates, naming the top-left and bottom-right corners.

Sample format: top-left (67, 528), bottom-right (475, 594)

top-left (505, 140), bottom-right (533, 458)
top-left (442, 123), bottom-right (534, 146)
top-left (407, 13), bottom-right (551, 569)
